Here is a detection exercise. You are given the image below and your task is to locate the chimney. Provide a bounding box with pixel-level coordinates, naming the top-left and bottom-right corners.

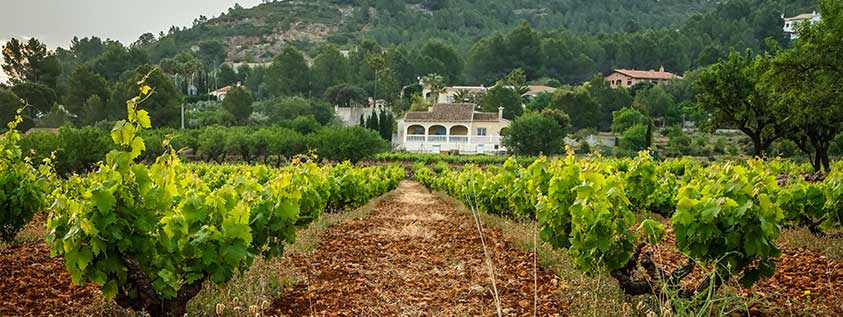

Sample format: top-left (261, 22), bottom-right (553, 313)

top-left (659, 65), bottom-right (665, 72)
top-left (498, 106), bottom-right (504, 120)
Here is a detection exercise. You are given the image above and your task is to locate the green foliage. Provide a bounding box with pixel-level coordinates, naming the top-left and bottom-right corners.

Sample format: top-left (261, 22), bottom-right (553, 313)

top-left (268, 47), bottom-right (310, 97)
top-left (525, 91), bottom-right (553, 112)
top-left (624, 151), bottom-right (678, 216)
top-left (418, 152), bottom-right (795, 296)
top-left (674, 161), bottom-right (782, 287)
top-left (611, 107), bottom-right (648, 134)
top-left (46, 79), bottom-right (404, 316)
top-left (566, 165), bottom-right (635, 273)
top-left (552, 89), bottom-right (600, 130)
top-left (695, 50), bottom-right (777, 157)
top-left (11, 82), bottom-right (57, 117)
top-left (311, 45), bottom-right (350, 95)
top-left (115, 64), bottom-right (183, 128)
top-left (619, 124), bottom-right (648, 152)
top-left (222, 86), bottom-right (255, 124)
top-left (766, 0), bottom-right (843, 172)
top-left (418, 40), bottom-right (463, 84)
top-left (312, 126), bottom-right (389, 163)
top-left (0, 89), bottom-right (23, 128)
top-left (374, 152), bottom-right (536, 165)
top-left (0, 108), bottom-right (51, 242)
top-left (197, 126), bottom-right (228, 163)
top-left (253, 96), bottom-right (334, 125)
top-left (325, 162), bottom-right (405, 212)
top-left (501, 111), bottom-right (568, 156)
top-left (2, 37), bottom-right (61, 88)
top-left (778, 178), bottom-right (828, 233)
top-left (324, 84), bottom-right (367, 107)
top-left (482, 85), bottom-right (523, 120)
top-left (633, 85), bottom-right (678, 123)
top-left (409, 94), bottom-right (432, 111)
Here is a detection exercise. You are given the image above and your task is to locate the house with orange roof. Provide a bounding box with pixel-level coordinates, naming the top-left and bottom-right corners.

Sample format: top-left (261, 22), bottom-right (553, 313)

top-left (423, 85), bottom-right (556, 104)
top-left (210, 86), bottom-right (233, 101)
top-left (606, 66), bottom-right (681, 89)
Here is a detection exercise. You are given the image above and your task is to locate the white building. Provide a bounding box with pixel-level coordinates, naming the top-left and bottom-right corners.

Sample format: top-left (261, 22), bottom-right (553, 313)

top-left (784, 12), bottom-right (821, 40)
top-left (396, 103), bottom-right (510, 154)
top-left (334, 99), bottom-right (389, 127)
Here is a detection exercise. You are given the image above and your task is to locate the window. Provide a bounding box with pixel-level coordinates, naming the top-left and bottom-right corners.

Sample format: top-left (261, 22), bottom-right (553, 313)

top-left (477, 128), bottom-right (487, 136)
top-left (627, 80), bottom-right (633, 86)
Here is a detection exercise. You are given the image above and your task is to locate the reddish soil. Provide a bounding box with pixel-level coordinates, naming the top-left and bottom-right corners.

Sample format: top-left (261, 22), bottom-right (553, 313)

top-left (271, 181), bottom-right (563, 316)
top-left (0, 241), bottom-right (102, 316)
top-left (649, 227), bottom-right (843, 316)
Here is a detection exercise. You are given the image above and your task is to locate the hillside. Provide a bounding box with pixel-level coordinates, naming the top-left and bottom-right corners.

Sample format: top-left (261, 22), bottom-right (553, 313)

top-left (146, 0), bottom-right (729, 63)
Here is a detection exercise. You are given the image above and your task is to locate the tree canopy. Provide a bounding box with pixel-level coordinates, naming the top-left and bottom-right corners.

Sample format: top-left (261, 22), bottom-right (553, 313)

top-left (502, 110), bottom-right (570, 156)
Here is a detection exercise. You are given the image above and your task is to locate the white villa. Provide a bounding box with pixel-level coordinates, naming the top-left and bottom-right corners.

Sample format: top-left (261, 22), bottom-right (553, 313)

top-left (784, 12), bottom-right (821, 40)
top-left (396, 103), bottom-right (510, 154)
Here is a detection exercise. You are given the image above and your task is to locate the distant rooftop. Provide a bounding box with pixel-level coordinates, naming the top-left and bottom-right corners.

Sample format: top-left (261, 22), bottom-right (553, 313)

top-left (785, 12), bottom-right (819, 21)
top-left (404, 103), bottom-right (503, 122)
top-left (611, 68), bottom-right (680, 80)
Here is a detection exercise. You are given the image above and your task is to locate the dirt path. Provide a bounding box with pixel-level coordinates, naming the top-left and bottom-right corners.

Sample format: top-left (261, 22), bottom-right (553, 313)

top-left (271, 181), bottom-right (563, 316)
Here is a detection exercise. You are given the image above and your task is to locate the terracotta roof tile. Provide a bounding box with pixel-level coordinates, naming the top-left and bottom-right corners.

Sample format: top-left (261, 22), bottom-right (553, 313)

top-left (473, 113), bottom-right (500, 121)
top-left (524, 85), bottom-right (556, 96)
top-left (612, 69), bottom-right (680, 80)
top-left (213, 86), bottom-right (233, 93)
top-left (405, 103), bottom-right (500, 122)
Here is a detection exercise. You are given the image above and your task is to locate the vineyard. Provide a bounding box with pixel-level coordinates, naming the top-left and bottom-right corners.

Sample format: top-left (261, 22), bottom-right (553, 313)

top-left (0, 81), bottom-right (842, 316)
top-left (415, 149), bottom-right (843, 315)
top-left (0, 83), bottom-right (404, 316)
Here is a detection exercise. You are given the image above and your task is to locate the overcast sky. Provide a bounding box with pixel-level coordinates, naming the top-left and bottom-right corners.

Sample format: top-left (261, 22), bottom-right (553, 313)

top-left (1, 0), bottom-right (263, 83)
top-left (1, 0), bottom-right (264, 48)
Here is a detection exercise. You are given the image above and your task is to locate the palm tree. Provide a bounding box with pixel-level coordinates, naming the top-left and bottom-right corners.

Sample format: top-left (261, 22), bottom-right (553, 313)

top-left (453, 89), bottom-right (472, 103)
top-left (421, 73), bottom-right (446, 102)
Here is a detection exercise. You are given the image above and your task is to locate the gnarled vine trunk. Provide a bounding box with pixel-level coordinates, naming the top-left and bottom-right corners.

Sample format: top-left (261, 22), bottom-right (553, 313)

top-left (116, 257), bottom-right (206, 317)
top-left (610, 244), bottom-right (723, 301)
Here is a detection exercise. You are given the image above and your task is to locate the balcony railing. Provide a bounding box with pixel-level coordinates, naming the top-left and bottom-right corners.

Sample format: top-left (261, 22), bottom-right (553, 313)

top-left (449, 136), bottom-right (469, 143)
top-left (407, 135), bottom-right (426, 142)
top-left (405, 135), bottom-right (501, 144)
top-left (428, 135), bottom-right (447, 142)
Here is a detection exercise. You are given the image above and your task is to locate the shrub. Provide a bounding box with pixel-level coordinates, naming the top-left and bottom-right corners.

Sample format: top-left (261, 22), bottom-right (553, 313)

top-left (0, 111), bottom-right (50, 242)
top-left (197, 127), bottom-right (227, 163)
top-left (56, 126), bottom-right (114, 174)
top-left (619, 124), bottom-right (648, 152)
top-left (312, 126), bottom-right (388, 163)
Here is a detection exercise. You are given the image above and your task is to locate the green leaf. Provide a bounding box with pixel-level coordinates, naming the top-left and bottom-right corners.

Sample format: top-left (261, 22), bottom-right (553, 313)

top-left (222, 244), bottom-right (248, 267)
top-left (77, 246), bottom-right (93, 271)
top-left (80, 218), bottom-right (99, 236)
top-left (91, 190), bottom-right (116, 215)
top-left (136, 109), bottom-right (152, 128)
top-left (129, 137), bottom-right (146, 160)
top-left (101, 279), bottom-right (118, 298)
top-left (639, 219), bottom-right (665, 244)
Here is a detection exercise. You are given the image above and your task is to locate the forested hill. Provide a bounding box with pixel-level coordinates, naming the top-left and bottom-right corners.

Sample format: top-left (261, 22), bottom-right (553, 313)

top-left (144, 0), bottom-right (812, 63)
